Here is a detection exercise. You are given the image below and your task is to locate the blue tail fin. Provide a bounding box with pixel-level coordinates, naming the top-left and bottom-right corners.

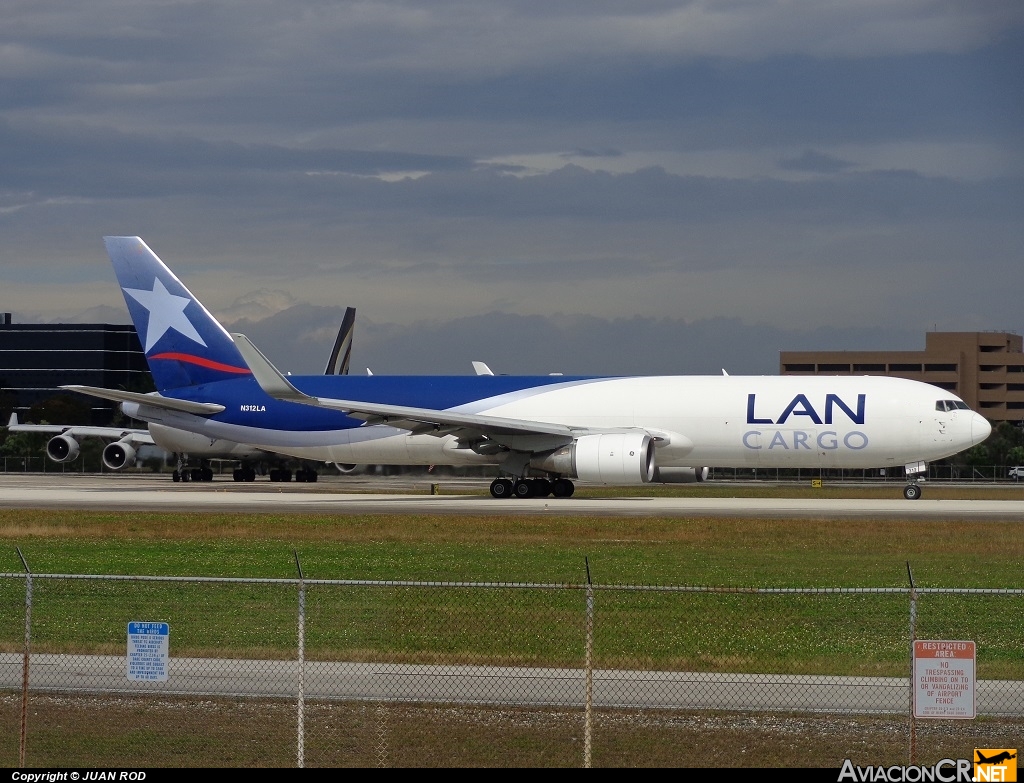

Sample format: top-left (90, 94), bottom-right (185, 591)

top-left (104, 236), bottom-right (251, 391)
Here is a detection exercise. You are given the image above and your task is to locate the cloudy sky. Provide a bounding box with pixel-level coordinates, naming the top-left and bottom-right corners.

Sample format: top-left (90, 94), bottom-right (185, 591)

top-left (2, 1), bottom-right (1022, 375)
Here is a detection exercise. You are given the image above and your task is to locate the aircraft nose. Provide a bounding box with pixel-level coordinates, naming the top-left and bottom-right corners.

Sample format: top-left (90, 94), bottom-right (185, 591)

top-left (972, 413), bottom-right (992, 445)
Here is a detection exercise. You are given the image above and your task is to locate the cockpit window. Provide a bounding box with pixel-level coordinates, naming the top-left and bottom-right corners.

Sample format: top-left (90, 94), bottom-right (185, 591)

top-left (935, 400), bottom-right (970, 412)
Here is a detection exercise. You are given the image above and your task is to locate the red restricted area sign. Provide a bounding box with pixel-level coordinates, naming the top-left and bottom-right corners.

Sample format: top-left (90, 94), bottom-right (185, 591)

top-left (914, 640), bottom-right (976, 719)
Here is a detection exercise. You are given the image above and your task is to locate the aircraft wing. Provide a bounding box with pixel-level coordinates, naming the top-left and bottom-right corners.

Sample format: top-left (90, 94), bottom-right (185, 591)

top-left (232, 333), bottom-right (579, 451)
top-left (6, 414), bottom-right (155, 444)
top-left (61, 386), bottom-right (226, 416)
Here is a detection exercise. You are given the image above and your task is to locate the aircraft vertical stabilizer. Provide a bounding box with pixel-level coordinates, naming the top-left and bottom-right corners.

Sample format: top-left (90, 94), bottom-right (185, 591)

top-left (104, 236), bottom-right (252, 391)
top-left (324, 307), bottom-right (356, 375)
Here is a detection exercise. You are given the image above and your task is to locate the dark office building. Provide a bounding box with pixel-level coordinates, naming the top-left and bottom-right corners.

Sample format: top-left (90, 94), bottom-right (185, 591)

top-left (0, 314), bottom-right (151, 425)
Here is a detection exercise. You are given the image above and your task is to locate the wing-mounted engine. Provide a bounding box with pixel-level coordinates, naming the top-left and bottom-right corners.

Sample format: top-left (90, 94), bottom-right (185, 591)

top-left (46, 434), bottom-right (80, 463)
top-left (652, 466), bottom-right (709, 483)
top-left (532, 431), bottom-right (656, 484)
top-left (102, 438), bottom-right (137, 470)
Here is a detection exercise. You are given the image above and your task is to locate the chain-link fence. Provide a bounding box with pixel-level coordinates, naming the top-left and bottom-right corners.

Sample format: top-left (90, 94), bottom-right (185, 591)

top-left (0, 566), bottom-right (1021, 767)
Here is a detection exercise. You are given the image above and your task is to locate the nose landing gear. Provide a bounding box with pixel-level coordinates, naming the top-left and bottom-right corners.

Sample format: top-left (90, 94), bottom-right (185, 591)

top-left (903, 460), bottom-right (927, 500)
top-left (903, 483), bottom-right (922, 500)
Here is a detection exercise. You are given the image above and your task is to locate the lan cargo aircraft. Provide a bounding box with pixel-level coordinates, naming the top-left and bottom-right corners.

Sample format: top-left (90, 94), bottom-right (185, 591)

top-left (65, 237), bottom-right (991, 500)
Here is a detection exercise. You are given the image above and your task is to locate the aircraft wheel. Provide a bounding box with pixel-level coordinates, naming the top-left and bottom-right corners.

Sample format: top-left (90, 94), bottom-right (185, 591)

top-left (202, 468), bottom-right (214, 481)
top-left (552, 478), bottom-right (575, 498)
top-left (233, 469), bottom-right (244, 482)
top-left (513, 479), bottom-right (534, 498)
top-left (172, 470), bottom-right (181, 483)
top-left (903, 484), bottom-right (922, 500)
top-left (530, 478), bottom-right (552, 497)
top-left (489, 478), bottom-right (513, 498)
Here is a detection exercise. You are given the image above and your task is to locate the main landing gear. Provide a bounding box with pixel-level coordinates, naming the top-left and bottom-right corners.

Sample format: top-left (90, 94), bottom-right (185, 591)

top-left (171, 454), bottom-right (213, 482)
top-left (489, 477), bottom-right (575, 499)
top-left (172, 466), bottom-right (213, 482)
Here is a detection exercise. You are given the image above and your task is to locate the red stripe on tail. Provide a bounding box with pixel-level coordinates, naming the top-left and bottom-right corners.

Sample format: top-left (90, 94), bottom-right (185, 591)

top-left (149, 352), bottom-right (251, 375)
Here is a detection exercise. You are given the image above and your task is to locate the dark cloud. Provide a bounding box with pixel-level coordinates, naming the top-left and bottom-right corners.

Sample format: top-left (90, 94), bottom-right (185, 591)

top-left (1, 2), bottom-right (1023, 368)
top-left (226, 304), bottom-right (922, 376)
top-left (778, 150), bottom-right (855, 173)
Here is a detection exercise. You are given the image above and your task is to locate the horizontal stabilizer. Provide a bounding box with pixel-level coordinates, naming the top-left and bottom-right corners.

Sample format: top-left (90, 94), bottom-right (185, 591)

top-left (61, 385), bottom-right (225, 416)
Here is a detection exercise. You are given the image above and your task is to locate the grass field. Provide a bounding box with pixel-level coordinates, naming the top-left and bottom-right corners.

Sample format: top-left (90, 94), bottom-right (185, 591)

top-left (1, 496), bottom-right (1022, 767)
top-left (0, 506), bottom-right (1021, 673)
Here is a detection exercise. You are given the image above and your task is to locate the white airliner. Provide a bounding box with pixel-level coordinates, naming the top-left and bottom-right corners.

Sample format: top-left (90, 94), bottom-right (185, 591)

top-left (65, 237), bottom-right (991, 500)
top-left (6, 412), bottom-right (280, 482)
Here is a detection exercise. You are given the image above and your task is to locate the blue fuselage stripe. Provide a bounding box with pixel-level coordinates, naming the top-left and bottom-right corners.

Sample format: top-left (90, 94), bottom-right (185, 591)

top-left (166, 375), bottom-right (604, 433)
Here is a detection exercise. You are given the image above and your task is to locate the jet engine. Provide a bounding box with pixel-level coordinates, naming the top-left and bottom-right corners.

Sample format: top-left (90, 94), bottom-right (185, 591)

top-left (532, 432), bottom-right (656, 484)
top-left (652, 466), bottom-right (709, 483)
top-left (46, 434), bottom-right (80, 463)
top-left (332, 463), bottom-right (361, 475)
top-left (102, 440), bottom-right (137, 470)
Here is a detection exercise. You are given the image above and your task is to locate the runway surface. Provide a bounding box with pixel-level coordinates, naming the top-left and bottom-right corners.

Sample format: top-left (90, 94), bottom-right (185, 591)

top-left (1, 472), bottom-right (1023, 519)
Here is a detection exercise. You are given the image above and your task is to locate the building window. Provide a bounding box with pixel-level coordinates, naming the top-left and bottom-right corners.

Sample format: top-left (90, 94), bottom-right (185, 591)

top-left (783, 364), bottom-right (815, 372)
top-left (889, 363), bottom-right (922, 372)
top-left (853, 363), bottom-right (885, 372)
top-left (818, 363), bottom-right (851, 372)
top-left (924, 363), bottom-right (957, 372)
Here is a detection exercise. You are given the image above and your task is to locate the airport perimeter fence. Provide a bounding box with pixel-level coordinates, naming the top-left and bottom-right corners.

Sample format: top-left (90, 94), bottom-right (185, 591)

top-left (0, 567), bottom-right (1022, 768)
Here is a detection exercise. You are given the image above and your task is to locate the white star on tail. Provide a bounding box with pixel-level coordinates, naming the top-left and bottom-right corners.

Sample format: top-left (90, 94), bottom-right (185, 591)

top-left (123, 278), bottom-right (207, 353)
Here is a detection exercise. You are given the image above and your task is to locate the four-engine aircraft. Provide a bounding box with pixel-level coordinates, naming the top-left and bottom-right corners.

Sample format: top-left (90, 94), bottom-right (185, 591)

top-left (64, 236), bottom-right (991, 499)
top-left (9, 303), bottom-right (356, 482)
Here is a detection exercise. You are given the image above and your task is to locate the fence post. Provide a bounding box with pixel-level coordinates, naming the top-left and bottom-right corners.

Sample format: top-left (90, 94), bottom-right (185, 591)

top-left (907, 561), bottom-right (917, 766)
top-left (18, 547), bottom-right (32, 768)
top-left (295, 551), bottom-right (305, 769)
top-left (584, 557), bottom-right (593, 769)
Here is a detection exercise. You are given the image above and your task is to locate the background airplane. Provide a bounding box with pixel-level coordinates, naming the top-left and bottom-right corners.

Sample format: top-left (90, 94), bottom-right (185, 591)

top-left (66, 236), bottom-right (991, 500)
top-left (7, 308), bottom-right (357, 482)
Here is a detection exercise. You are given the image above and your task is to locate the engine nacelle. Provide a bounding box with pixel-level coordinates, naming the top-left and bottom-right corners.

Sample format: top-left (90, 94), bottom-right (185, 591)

top-left (332, 463), bottom-right (361, 475)
top-left (532, 432), bottom-right (656, 484)
top-left (46, 434), bottom-right (80, 463)
top-left (652, 466), bottom-right (709, 484)
top-left (102, 440), bottom-right (137, 470)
